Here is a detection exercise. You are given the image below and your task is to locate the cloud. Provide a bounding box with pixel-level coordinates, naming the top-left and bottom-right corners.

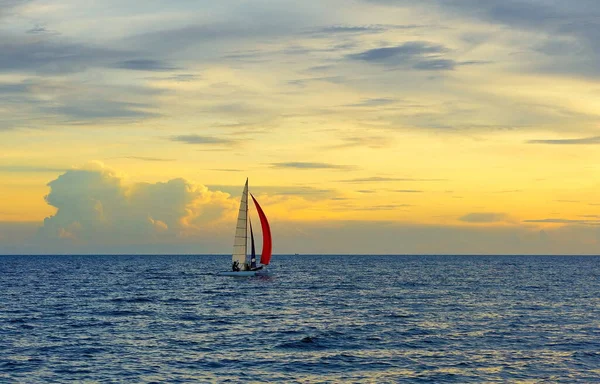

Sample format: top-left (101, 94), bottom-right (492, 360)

top-left (460, 212), bottom-right (509, 223)
top-left (26, 25), bottom-right (57, 35)
top-left (122, 156), bottom-right (175, 162)
top-left (345, 98), bottom-right (397, 107)
top-left (364, 0), bottom-right (600, 78)
top-left (271, 162), bottom-right (354, 170)
top-left (37, 164), bottom-right (233, 246)
top-left (523, 218), bottom-right (600, 225)
top-left (207, 184), bottom-right (339, 201)
top-left (169, 135), bottom-right (238, 146)
top-left (412, 58), bottom-right (456, 71)
top-left (113, 59), bottom-right (180, 72)
top-left (393, 189), bottom-right (423, 193)
top-left (0, 35), bottom-right (127, 74)
top-left (347, 41), bottom-right (447, 63)
top-left (307, 24), bottom-right (390, 36)
top-left (49, 100), bottom-right (159, 122)
top-left (341, 177), bottom-right (444, 182)
top-left (0, 77), bottom-right (165, 129)
top-left (329, 136), bottom-right (392, 149)
top-left (527, 136), bottom-right (600, 145)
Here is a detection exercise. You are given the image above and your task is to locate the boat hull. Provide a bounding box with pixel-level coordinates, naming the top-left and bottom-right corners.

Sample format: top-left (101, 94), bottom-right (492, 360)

top-left (219, 270), bottom-right (268, 277)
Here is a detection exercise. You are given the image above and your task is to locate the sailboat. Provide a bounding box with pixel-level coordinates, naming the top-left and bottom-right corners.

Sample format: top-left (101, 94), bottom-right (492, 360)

top-left (219, 179), bottom-right (272, 277)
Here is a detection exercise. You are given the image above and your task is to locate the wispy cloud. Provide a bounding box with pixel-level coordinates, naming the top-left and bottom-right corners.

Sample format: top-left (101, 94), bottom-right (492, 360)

top-left (347, 41), bottom-right (460, 71)
top-left (460, 212), bottom-right (508, 223)
top-left (113, 59), bottom-right (180, 72)
top-left (524, 218), bottom-right (600, 225)
top-left (527, 136), bottom-right (600, 145)
top-left (329, 136), bottom-right (392, 149)
top-left (393, 189), bottom-right (424, 193)
top-left (122, 156), bottom-right (175, 162)
top-left (345, 98), bottom-right (397, 107)
top-left (348, 41), bottom-right (447, 62)
top-left (169, 135), bottom-right (238, 146)
top-left (271, 162), bottom-right (354, 170)
top-left (341, 177), bottom-right (444, 183)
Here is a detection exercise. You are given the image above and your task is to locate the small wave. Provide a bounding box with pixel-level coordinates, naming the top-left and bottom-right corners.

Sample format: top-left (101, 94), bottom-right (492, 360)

top-left (110, 297), bottom-right (154, 303)
top-left (385, 312), bottom-right (414, 319)
top-left (96, 310), bottom-right (153, 317)
top-left (277, 336), bottom-right (327, 350)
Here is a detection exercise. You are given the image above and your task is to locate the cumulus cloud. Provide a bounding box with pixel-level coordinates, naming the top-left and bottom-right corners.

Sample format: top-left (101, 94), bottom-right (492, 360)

top-left (38, 163), bottom-right (233, 246)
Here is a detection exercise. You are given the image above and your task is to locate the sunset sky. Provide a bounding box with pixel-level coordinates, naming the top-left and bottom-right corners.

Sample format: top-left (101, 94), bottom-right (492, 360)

top-left (2, 0), bottom-right (600, 254)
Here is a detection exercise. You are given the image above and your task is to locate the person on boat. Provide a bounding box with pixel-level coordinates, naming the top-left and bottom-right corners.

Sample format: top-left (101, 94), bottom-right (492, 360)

top-left (232, 261), bottom-right (240, 272)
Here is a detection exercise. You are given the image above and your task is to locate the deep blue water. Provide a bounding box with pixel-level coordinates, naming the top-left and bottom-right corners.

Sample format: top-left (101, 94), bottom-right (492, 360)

top-left (1, 255), bottom-right (600, 383)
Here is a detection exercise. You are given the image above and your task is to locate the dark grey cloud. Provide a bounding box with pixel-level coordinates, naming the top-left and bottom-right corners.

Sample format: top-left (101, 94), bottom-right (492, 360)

top-left (170, 135), bottom-right (238, 146)
top-left (50, 100), bottom-right (159, 122)
top-left (364, 0), bottom-right (600, 77)
top-left (0, 37), bottom-right (127, 74)
top-left (347, 41), bottom-right (466, 71)
top-left (413, 58), bottom-right (456, 71)
top-left (348, 41), bottom-right (447, 62)
top-left (317, 25), bottom-right (387, 33)
top-left (271, 162), bottom-right (354, 170)
top-left (307, 25), bottom-right (389, 37)
top-left (460, 212), bottom-right (508, 223)
top-left (0, 78), bottom-right (166, 129)
top-left (0, 82), bottom-right (30, 93)
top-left (527, 136), bottom-right (600, 145)
top-left (26, 25), bottom-right (56, 35)
top-left (341, 176), bottom-right (445, 182)
top-left (113, 59), bottom-right (180, 72)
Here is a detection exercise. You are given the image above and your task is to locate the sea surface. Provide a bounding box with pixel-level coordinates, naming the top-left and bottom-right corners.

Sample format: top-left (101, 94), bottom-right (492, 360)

top-left (1, 255), bottom-right (599, 383)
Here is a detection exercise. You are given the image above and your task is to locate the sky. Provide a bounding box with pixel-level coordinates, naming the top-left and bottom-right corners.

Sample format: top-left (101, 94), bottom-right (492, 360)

top-left (1, 0), bottom-right (600, 255)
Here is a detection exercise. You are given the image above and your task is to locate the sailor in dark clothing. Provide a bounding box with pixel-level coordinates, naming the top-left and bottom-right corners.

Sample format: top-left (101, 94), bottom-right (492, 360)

top-left (232, 261), bottom-right (240, 272)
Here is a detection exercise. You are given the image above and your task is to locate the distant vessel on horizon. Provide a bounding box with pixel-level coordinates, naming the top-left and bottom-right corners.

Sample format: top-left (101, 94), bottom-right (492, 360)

top-left (219, 179), bottom-right (272, 277)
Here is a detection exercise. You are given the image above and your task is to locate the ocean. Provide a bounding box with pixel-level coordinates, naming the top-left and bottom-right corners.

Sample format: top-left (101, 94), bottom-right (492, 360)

top-left (1, 255), bottom-right (599, 383)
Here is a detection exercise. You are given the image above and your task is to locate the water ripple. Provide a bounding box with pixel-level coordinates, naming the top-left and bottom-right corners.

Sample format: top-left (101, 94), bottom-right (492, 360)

top-left (1, 255), bottom-right (599, 382)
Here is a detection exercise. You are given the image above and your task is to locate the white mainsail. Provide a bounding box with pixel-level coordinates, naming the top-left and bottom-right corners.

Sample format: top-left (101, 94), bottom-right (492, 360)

top-left (231, 178), bottom-right (248, 266)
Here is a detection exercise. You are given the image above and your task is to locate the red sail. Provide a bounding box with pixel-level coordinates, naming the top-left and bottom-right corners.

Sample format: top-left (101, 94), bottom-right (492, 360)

top-left (251, 194), bottom-right (272, 265)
